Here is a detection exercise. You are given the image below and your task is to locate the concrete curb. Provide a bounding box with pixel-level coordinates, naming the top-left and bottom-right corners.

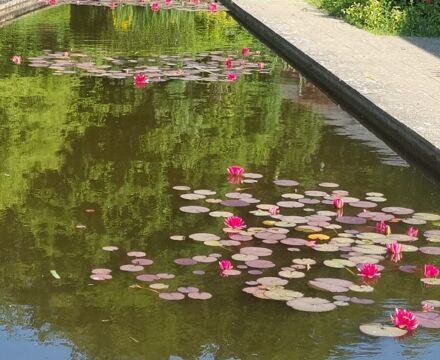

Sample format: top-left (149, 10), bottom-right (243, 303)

top-left (0, 0), bottom-right (48, 26)
top-left (221, 0), bottom-right (440, 178)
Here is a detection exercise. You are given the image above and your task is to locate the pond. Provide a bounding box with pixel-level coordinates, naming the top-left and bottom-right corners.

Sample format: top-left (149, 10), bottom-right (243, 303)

top-left (0, 2), bottom-right (440, 360)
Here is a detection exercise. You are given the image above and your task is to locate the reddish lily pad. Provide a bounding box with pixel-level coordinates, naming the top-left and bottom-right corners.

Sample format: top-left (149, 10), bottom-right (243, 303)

top-left (188, 292), bottom-right (213, 300)
top-left (240, 247), bottom-right (272, 257)
top-left (419, 247), bottom-right (440, 255)
top-left (120, 264), bottom-right (144, 272)
top-left (412, 311), bottom-right (440, 328)
top-left (92, 268), bottom-right (112, 275)
top-left (132, 258), bottom-right (153, 266)
top-left (159, 292), bottom-right (185, 301)
top-left (174, 258), bottom-right (197, 266)
top-left (245, 260), bottom-right (275, 269)
top-left (336, 216), bottom-right (367, 225)
top-left (220, 200), bottom-right (249, 207)
top-left (136, 274), bottom-right (159, 282)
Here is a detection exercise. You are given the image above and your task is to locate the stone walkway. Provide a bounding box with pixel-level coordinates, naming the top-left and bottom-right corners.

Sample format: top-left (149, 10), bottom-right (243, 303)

top-left (221, 0), bottom-right (440, 175)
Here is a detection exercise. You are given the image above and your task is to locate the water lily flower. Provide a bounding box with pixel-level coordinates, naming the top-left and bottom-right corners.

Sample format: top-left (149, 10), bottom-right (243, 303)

top-left (269, 206), bottom-right (280, 215)
top-left (227, 165), bottom-right (244, 177)
top-left (242, 47), bottom-right (250, 58)
top-left (407, 226), bottom-right (419, 238)
top-left (134, 73), bottom-right (148, 88)
top-left (110, 1), bottom-right (116, 10)
top-left (391, 308), bottom-right (418, 331)
top-left (47, 0), bottom-right (57, 5)
top-left (333, 197), bottom-right (344, 209)
top-left (358, 263), bottom-right (381, 282)
top-left (224, 216), bottom-right (246, 230)
top-left (219, 259), bottom-right (233, 271)
top-left (227, 72), bottom-right (237, 82)
top-left (257, 62), bottom-right (265, 70)
top-left (228, 175), bottom-right (243, 185)
top-left (224, 58), bottom-right (234, 69)
top-left (423, 303), bottom-right (435, 312)
top-left (390, 252), bottom-right (403, 263)
top-left (11, 55), bottom-right (21, 65)
top-left (208, 2), bottom-right (217, 12)
top-left (165, 0), bottom-right (173, 7)
top-left (150, 1), bottom-right (160, 11)
top-left (386, 241), bottom-right (403, 254)
top-left (306, 241), bottom-right (316, 248)
top-left (376, 220), bottom-right (390, 235)
top-left (424, 263), bottom-right (440, 278)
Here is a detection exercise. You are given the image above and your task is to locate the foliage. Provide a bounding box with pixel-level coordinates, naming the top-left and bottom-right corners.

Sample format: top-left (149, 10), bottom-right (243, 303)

top-left (314, 0), bottom-right (440, 36)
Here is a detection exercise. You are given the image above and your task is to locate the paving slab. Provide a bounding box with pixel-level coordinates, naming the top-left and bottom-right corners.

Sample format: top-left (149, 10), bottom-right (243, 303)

top-left (221, 0), bottom-right (440, 176)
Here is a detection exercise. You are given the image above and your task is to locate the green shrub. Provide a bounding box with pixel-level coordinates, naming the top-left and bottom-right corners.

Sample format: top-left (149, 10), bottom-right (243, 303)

top-left (314, 0), bottom-right (440, 36)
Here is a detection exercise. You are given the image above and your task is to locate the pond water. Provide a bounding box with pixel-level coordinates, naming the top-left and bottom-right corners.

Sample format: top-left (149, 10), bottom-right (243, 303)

top-left (0, 3), bottom-right (440, 360)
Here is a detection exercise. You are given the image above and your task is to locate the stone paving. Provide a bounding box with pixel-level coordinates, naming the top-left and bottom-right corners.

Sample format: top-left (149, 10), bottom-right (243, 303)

top-left (222, 0), bottom-right (440, 174)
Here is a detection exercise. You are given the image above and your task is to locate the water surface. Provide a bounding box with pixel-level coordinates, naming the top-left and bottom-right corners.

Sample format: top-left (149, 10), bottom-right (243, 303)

top-left (0, 4), bottom-right (439, 360)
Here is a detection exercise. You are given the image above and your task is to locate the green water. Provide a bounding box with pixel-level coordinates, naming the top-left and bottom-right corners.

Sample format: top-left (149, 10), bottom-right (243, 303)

top-left (0, 4), bottom-right (439, 360)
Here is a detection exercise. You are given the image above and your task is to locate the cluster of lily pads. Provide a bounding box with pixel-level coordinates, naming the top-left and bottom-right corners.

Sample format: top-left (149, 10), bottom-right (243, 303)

top-left (22, 48), bottom-right (267, 85)
top-left (169, 165), bottom-right (440, 337)
top-left (89, 163), bottom-right (440, 336)
top-left (68, 0), bottom-right (223, 12)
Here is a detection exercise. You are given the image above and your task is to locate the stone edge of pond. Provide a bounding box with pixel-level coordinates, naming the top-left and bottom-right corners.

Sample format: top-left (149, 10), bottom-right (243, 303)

top-left (220, 0), bottom-right (440, 179)
top-left (0, 0), bottom-right (51, 26)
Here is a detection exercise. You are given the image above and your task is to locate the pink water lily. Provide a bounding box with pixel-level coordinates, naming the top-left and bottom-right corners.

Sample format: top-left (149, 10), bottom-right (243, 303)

top-left (228, 175), bottom-right (243, 185)
top-left (134, 73), bottom-right (148, 88)
top-left (47, 0), bottom-right (57, 5)
top-left (269, 206), bottom-right (280, 215)
top-left (386, 241), bottom-right (403, 254)
top-left (423, 303), bottom-right (435, 312)
top-left (391, 308), bottom-right (418, 331)
top-left (150, 1), bottom-right (160, 11)
top-left (224, 216), bottom-right (246, 230)
top-left (333, 197), bottom-right (344, 209)
top-left (165, 0), bottom-right (173, 7)
top-left (11, 55), bottom-right (21, 65)
top-left (376, 220), bottom-right (390, 235)
top-left (242, 47), bottom-right (249, 58)
top-left (227, 165), bottom-right (244, 177)
top-left (358, 263), bottom-right (381, 283)
top-left (227, 72), bottom-right (237, 82)
top-left (407, 226), bottom-right (419, 238)
top-left (224, 58), bottom-right (234, 69)
top-left (390, 252), bottom-right (403, 263)
top-left (208, 2), bottom-right (217, 12)
top-left (219, 259), bottom-right (233, 271)
top-left (424, 263), bottom-right (440, 278)
top-left (257, 62), bottom-right (265, 70)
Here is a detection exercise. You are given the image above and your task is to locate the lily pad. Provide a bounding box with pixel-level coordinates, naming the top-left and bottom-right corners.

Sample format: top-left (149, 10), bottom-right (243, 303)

top-left (257, 277), bottom-right (288, 286)
top-left (274, 179), bottom-right (299, 187)
top-left (180, 206), bottom-right (210, 213)
top-left (245, 259), bottom-right (276, 269)
top-left (120, 265), bottom-right (144, 272)
top-left (421, 278), bottom-right (440, 285)
top-left (349, 285), bottom-right (374, 292)
top-left (240, 247), bottom-right (272, 257)
top-left (159, 292), bottom-right (185, 301)
top-left (174, 258), bottom-right (197, 266)
top-left (420, 247), bottom-right (440, 255)
top-left (359, 323), bottom-right (407, 337)
top-left (136, 274), bottom-right (159, 282)
top-left (189, 233), bottom-right (221, 242)
top-left (287, 297), bottom-right (337, 312)
top-left (278, 270), bottom-right (305, 279)
top-left (188, 292), bottom-right (213, 300)
top-left (323, 259), bottom-right (356, 268)
top-left (264, 289), bottom-right (304, 301)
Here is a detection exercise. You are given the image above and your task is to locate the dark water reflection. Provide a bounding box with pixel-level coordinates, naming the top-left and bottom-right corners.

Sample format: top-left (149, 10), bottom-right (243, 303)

top-left (0, 4), bottom-right (439, 360)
